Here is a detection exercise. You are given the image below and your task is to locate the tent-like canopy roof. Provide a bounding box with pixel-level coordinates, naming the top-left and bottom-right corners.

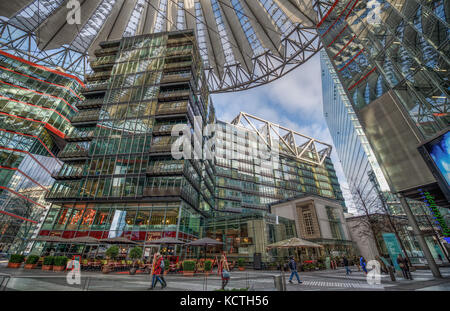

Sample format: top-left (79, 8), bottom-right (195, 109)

top-left (0, 0), bottom-right (330, 92)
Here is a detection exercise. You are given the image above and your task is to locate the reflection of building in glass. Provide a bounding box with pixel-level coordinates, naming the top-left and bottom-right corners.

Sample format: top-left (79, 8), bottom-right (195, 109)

top-left (318, 0), bottom-right (449, 207)
top-left (36, 31), bottom-right (215, 258)
top-left (214, 114), bottom-right (345, 213)
top-left (320, 16), bottom-right (449, 262)
top-left (30, 31), bottom-right (349, 263)
top-left (0, 50), bottom-right (83, 253)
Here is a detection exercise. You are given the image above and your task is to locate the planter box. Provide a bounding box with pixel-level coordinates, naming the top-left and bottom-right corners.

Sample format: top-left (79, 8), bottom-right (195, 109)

top-left (183, 271), bottom-right (195, 277)
top-left (7, 262), bottom-right (22, 268)
top-left (42, 265), bottom-right (53, 271)
top-left (53, 266), bottom-right (66, 272)
top-left (24, 264), bottom-right (37, 269)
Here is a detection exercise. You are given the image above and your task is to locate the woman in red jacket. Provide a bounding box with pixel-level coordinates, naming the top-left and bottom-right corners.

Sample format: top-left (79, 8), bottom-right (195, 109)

top-left (149, 253), bottom-right (167, 289)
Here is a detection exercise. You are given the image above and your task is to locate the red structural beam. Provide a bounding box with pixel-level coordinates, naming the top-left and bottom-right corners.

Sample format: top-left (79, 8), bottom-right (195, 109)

top-left (327, 24), bottom-right (348, 47)
top-left (0, 110), bottom-right (65, 138)
top-left (334, 35), bottom-right (356, 59)
top-left (317, 0), bottom-right (340, 28)
top-left (0, 95), bottom-right (71, 124)
top-left (0, 50), bottom-right (85, 88)
top-left (348, 67), bottom-right (378, 91)
top-left (0, 65), bottom-right (82, 100)
top-left (339, 48), bottom-right (365, 72)
top-left (0, 166), bottom-right (48, 191)
top-left (345, 0), bottom-right (360, 20)
top-left (0, 210), bottom-right (38, 224)
top-left (0, 186), bottom-right (46, 209)
top-left (0, 146), bottom-right (52, 175)
top-left (0, 128), bottom-right (61, 164)
top-left (0, 79), bottom-right (77, 112)
top-left (322, 0), bottom-right (354, 37)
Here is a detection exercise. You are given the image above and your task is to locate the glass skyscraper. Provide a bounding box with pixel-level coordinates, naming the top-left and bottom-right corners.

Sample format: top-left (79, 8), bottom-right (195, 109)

top-left (0, 50), bottom-right (83, 253)
top-left (318, 0), bottom-right (449, 206)
top-left (321, 50), bottom-right (449, 263)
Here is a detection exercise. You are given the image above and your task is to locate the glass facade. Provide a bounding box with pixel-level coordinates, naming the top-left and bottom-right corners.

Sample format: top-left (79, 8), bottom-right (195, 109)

top-left (214, 120), bottom-right (345, 213)
top-left (38, 31), bottom-right (215, 255)
top-left (0, 50), bottom-right (82, 253)
top-left (321, 34), bottom-right (449, 262)
top-left (318, 0), bottom-right (448, 138)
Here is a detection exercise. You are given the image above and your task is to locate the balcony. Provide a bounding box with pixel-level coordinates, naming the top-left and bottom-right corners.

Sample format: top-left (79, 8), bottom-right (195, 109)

top-left (146, 166), bottom-right (183, 176)
top-left (166, 49), bottom-right (192, 57)
top-left (85, 70), bottom-right (111, 82)
top-left (160, 72), bottom-right (191, 84)
top-left (154, 105), bottom-right (188, 117)
top-left (71, 110), bottom-right (100, 126)
top-left (83, 82), bottom-right (109, 94)
top-left (76, 98), bottom-right (104, 110)
top-left (57, 149), bottom-right (88, 160)
top-left (94, 46), bottom-right (119, 57)
top-left (90, 55), bottom-right (115, 69)
top-left (152, 124), bottom-right (175, 135)
top-left (158, 89), bottom-right (190, 101)
top-left (164, 61), bottom-right (192, 70)
top-left (149, 144), bottom-right (172, 153)
top-left (65, 131), bottom-right (94, 142)
top-left (51, 170), bottom-right (84, 180)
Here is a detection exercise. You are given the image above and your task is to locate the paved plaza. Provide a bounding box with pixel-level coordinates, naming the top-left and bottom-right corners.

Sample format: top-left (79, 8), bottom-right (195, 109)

top-left (1, 263), bottom-right (449, 291)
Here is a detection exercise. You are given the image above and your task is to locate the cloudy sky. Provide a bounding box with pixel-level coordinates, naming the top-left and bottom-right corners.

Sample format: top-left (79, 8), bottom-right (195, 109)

top-left (211, 53), bottom-right (356, 213)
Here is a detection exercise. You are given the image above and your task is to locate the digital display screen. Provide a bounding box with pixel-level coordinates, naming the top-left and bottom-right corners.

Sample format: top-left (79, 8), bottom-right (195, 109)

top-left (425, 130), bottom-right (450, 188)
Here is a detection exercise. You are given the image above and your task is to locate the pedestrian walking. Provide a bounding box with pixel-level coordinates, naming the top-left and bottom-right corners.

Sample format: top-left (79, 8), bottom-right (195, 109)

top-left (149, 253), bottom-right (167, 289)
top-left (220, 254), bottom-right (230, 290)
top-left (343, 256), bottom-right (351, 275)
top-left (360, 256), bottom-right (368, 274)
top-left (288, 255), bottom-right (303, 284)
top-left (397, 254), bottom-right (411, 280)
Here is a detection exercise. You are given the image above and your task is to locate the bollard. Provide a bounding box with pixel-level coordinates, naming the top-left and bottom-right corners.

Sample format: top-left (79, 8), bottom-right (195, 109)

top-left (274, 275), bottom-right (285, 291)
top-left (388, 266), bottom-right (396, 282)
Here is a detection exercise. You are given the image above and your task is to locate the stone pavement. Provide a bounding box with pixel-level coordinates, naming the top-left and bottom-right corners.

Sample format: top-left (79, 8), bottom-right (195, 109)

top-left (1, 263), bottom-right (449, 291)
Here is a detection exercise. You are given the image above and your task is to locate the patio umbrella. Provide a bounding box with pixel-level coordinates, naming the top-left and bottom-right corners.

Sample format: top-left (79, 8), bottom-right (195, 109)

top-left (149, 237), bottom-right (185, 245)
top-left (100, 236), bottom-right (137, 244)
top-left (186, 238), bottom-right (223, 261)
top-left (267, 237), bottom-right (323, 249)
top-left (33, 236), bottom-right (69, 242)
top-left (267, 237), bottom-right (323, 263)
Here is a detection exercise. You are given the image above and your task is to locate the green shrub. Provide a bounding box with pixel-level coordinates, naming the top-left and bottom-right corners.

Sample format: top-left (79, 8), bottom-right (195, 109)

top-left (238, 258), bottom-right (245, 267)
top-left (129, 247), bottom-right (143, 260)
top-left (53, 256), bottom-right (68, 266)
top-left (204, 260), bottom-right (212, 271)
top-left (106, 246), bottom-right (119, 259)
top-left (25, 255), bottom-right (39, 264)
top-left (183, 260), bottom-right (196, 271)
top-left (164, 259), bottom-right (170, 269)
top-left (9, 254), bottom-right (25, 263)
top-left (43, 256), bottom-right (54, 265)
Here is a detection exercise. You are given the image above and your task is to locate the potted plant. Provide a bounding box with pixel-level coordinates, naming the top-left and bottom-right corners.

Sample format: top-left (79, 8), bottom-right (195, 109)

top-left (42, 256), bottom-right (54, 271)
top-left (103, 246), bottom-right (119, 273)
top-left (164, 259), bottom-right (170, 275)
top-left (204, 260), bottom-right (212, 275)
top-left (53, 256), bottom-right (68, 271)
top-left (8, 254), bottom-right (25, 268)
top-left (128, 246), bottom-right (143, 275)
top-left (238, 258), bottom-right (246, 271)
top-left (24, 255), bottom-right (40, 269)
top-left (182, 260), bottom-right (196, 276)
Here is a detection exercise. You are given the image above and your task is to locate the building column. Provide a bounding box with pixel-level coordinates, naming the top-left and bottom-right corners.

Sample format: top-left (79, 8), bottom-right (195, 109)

top-left (398, 194), bottom-right (441, 278)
